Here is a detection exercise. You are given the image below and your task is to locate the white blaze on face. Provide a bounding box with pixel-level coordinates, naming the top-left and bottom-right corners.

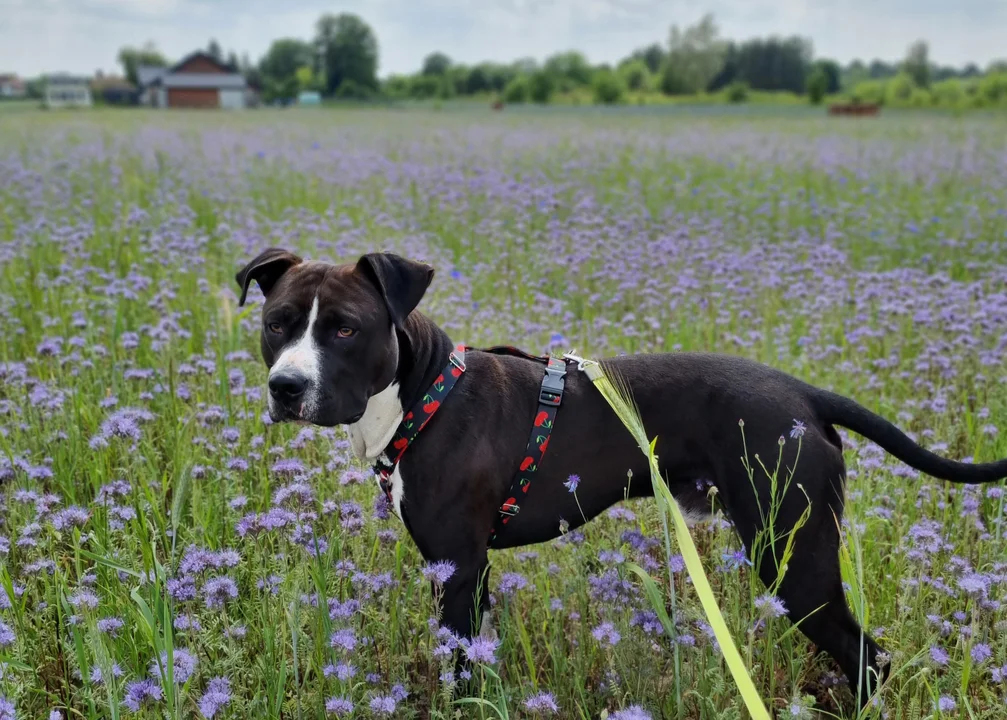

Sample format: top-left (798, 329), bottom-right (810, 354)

top-left (269, 296), bottom-right (321, 418)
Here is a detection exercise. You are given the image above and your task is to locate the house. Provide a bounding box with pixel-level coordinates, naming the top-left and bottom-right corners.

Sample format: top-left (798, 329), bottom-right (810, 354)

top-left (0, 74), bottom-right (26, 99)
top-left (43, 74), bottom-right (93, 109)
top-left (138, 51), bottom-right (248, 109)
top-left (91, 72), bottom-right (137, 106)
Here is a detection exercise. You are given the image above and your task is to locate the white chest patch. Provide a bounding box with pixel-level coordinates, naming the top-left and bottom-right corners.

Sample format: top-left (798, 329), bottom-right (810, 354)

top-left (269, 296), bottom-right (322, 418)
top-left (347, 381), bottom-right (404, 460)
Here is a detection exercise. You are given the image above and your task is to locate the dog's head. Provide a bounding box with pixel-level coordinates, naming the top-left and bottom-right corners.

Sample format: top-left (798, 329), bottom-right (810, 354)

top-left (235, 248), bottom-right (434, 426)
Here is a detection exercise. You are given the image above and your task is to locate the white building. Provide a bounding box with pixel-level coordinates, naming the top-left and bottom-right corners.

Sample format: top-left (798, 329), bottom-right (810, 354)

top-left (44, 74), bottom-right (92, 109)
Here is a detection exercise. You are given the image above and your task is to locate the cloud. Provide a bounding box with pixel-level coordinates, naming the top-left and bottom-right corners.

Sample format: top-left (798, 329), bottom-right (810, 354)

top-left (0, 0), bottom-right (1003, 77)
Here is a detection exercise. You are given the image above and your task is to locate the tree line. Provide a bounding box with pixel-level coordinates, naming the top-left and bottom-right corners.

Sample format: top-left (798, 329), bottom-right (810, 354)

top-left (112, 12), bottom-right (1007, 108)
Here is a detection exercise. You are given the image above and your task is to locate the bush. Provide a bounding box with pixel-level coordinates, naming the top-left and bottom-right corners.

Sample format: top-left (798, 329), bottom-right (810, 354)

top-left (529, 70), bottom-right (555, 104)
top-left (408, 75), bottom-right (441, 100)
top-left (931, 78), bottom-right (965, 108)
top-left (979, 72), bottom-right (1007, 105)
top-left (592, 70), bottom-right (625, 105)
top-left (658, 61), bottom-right (687, 95)
top-left (852, 79), bottom-right (887, 106)
top-left (334, 79), bottom-right (375, 100)
top-left (885, 73), bottom-right (915, 105)
top-left (620, 60), bottom-right (651, 92)
top-left (806, 68), bottom-right (827, 105)
top-left (502, 75), bottom-right (529, 104)
top-left (725, 80), bottom-right (748, 103)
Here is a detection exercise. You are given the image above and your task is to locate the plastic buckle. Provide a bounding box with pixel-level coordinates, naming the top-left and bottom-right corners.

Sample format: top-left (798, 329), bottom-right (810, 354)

top-left (539, 358), bottom-right (567, 406)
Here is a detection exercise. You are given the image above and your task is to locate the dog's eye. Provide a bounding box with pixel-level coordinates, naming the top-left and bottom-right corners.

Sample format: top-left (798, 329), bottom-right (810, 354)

top-left (267, 322), bottom-right (283, 335)
top-left (336, 327), bottom-right (356, 338)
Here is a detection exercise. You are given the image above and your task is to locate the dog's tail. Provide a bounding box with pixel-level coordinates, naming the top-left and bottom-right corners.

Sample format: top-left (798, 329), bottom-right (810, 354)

top-left (810, 388), bottom-right (1007, 484)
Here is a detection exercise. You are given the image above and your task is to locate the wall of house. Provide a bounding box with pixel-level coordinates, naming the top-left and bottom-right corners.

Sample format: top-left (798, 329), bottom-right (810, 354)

top-left (167, 88), bottom-right (220, 108)
top-left (175, 56), bottom-right (228, 74)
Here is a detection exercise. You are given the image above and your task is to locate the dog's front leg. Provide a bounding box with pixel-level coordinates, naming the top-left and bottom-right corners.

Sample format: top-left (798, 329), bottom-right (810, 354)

top-left (438, 555), bottom-right (490, 641)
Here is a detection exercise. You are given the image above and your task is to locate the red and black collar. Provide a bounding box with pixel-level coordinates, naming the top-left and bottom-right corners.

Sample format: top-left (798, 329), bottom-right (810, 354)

top-left (373, 344), bottom-right (567, 548)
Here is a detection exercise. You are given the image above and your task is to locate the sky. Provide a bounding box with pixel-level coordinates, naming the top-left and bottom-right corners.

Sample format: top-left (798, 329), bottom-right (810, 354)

top-left (1, 0), bottom-right (1004, 78)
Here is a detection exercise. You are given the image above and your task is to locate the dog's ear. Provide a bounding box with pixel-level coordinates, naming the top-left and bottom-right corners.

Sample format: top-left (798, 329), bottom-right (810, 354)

top-left (235, 248), bottom-right (303, 306)
top-left (356, 252), bottom-right (434, 329)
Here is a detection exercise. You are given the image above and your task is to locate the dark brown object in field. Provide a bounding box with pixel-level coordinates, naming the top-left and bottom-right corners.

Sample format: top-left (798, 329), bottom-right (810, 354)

top-left (828, 103), bottom-right (880, 117)
top-left (492, 100), bottom-right (504, 111)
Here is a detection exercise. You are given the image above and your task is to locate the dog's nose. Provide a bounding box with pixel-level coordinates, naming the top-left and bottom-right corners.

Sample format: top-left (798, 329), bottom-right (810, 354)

top-left (269, 373), bottom-right (307, 401)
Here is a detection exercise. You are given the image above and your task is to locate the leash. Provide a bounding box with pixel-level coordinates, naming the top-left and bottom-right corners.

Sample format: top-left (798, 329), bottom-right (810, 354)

top-left (567, 352), bottom-right (771, 720)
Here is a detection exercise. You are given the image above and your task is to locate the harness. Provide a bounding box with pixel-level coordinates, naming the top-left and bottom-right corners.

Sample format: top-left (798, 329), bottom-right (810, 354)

top-left (373, 344), bottom-right (566, 547)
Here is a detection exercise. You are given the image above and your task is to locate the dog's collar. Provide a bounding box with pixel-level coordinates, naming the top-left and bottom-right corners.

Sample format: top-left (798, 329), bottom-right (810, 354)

top-left (374, 344), bottom-right (467, 502)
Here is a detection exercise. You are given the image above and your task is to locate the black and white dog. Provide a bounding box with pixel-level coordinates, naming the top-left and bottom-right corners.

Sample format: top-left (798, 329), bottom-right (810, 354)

top-left (236, 248), bottom-right (1007, 705)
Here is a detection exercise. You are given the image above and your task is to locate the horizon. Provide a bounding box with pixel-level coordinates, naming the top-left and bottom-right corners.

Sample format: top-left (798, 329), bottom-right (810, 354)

top-left (1, 0), bottom-right (1004, 79)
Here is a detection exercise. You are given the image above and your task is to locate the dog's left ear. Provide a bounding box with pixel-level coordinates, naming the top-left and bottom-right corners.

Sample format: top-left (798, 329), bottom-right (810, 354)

top-left (357, 252), bottom-right (434, 329)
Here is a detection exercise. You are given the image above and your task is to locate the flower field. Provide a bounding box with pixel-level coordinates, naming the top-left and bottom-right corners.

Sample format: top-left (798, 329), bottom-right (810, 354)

top-left (0, 108), bottom-right (1006, 719)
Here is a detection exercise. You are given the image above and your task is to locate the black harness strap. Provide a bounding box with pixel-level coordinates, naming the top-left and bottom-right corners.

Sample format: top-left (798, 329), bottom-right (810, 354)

top-left (487, 355), bottom-right (566, 547)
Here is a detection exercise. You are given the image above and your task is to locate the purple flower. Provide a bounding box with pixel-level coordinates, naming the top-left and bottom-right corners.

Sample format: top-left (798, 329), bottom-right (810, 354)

top-left (461, 636), bottom-right (499, 664)
top-left (611, 706), bottom-right (652, 720)
top-left (523, 691), bottom-right (560, 714)
top-left (498, 572), bottom-right (529, 595)
top-left (97, 617), bottom-right (124, 636)
top-left (202, 576), bottom-right (239, 609)
top-left (325, 697), bottom-right (353, 716)
top-left (789, 419), bottom-right (807, 439)
top-left (592, 621), bottom-right (621, 647)
top-left (930, 645), bottom-right (950, 666)
top-left (421, 560), bottom-right (456, 586)
top-left (970, 643), bottom-right (992, 663)
top-left (937, 695), bottom-right (956, 712)
top-left (0, 697), bottom-right (12, 720)
top-left (198, 677), bottom-right (231, 719)
top-left (0, 620), bottom-right (14, 648)
top-left (369, 695), bottom-right (398, 716)
top-left (754, 594), bottom-right (788, 619)
top-left (149, 648), bottom-right (198, 684)
top-left (123, 679), bottom-right (163, 712)
top-left (330, 628), bottom-right (358, 652)
top-left (68, 589), bottom-right (99, 610)
top-left (564, 474), bottom-right (580, 492)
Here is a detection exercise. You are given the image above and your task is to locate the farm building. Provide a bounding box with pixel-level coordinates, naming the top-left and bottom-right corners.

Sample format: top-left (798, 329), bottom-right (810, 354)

top-left (43, 74), bottom-right (92, 108)
top-left (138, 51), bottom-right (249, 109)
top-left (0, 74), bottom-right (26, 99)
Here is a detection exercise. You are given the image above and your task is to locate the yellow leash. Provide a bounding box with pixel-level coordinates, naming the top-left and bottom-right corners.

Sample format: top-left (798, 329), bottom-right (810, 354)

top-left (569, 354), bottom-right (771, 720)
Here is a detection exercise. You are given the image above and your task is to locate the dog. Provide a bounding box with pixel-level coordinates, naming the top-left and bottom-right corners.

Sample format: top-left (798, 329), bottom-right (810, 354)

top-left (235, 247), bottom-right (1007, 706)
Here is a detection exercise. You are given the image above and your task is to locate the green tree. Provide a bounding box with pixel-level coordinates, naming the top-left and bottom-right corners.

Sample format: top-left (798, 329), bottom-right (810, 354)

top-left (528, 70), bottom-right (555, 103)
top-left (502, 75), bottom-right (529, 103)
top-left (619, 60), bottom-right (651, 91)
top-left (666, 13), bottom-right (728, 93)
top-left (806, 66), bottom-right (828, 104)
top-left (260, 39), bottom-right (313, 101)
top-left (296, 66), bottom-right (318, 92)
top-left (207, 39), bottom-right (223, 62)
top-left (117, 42), bottom-right (169, 86)
top-left (592, 70), bottom-right (625, 104)
top-left (813, 59), bottom-right (841, 94)
top-left (725, 80), bottom-right (748, 103)
top-left (659, 60), bottom-right (688, 95)
top-left (315, 13), bottom-right (379, 96)
top-left (422, 52), bottom-right (452, 77)
top-left (886, 73), bottom-right (915, 104)
top-left (544, 50), bottom-right (592, 89)
top-left (632, 43), bottom-right (666, 74)
top-left (464, 65), bottom-right (490, 94)
top-left (902, 40), bottom-right (930, 88)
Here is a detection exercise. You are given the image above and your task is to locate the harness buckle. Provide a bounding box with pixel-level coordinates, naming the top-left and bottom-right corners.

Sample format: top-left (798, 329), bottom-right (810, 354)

top-left (449, 350), bottom-right (466, 372)
top-left (539, 357), bottom-right (567, 406)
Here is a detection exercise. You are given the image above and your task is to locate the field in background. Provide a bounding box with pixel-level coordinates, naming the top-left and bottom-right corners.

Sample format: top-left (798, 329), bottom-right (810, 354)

top-left (0, 109), bottom-right (1006, 719)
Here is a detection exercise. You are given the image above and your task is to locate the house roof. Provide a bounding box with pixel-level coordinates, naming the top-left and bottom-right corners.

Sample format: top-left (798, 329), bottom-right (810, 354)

top-left (141, 51), bottom-right (245, 89)
top-left (137, 66), bottom-right (167, 87)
